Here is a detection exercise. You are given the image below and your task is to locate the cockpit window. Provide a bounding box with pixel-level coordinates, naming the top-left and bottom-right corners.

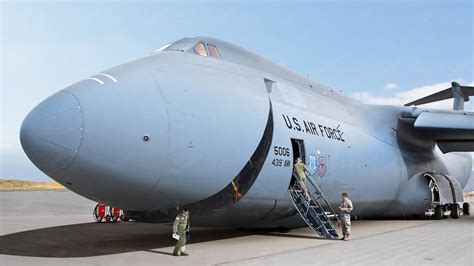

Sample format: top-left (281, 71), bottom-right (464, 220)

top-left (194, 42), bottom-right (208, 56)
top-left (163, 42), bottom-right (195, 52)
top-left (207, 44), bottom-right (221, 59)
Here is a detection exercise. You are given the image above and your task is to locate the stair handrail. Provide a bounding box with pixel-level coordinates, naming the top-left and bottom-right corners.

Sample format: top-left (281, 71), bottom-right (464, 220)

top-left (306, 173), bottom-right (342, 224)
top-left (289, 174), bottom-right (340, 239)
top-left (289, 181), bottom-right (332, 238)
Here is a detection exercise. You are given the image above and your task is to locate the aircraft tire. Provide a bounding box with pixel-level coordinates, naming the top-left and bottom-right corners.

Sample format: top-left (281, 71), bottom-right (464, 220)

top-left (462, 202), bottom-right (470, 216)
top-left (450, 204), bottom-right (460, 219)
top-left (434, 205), bottom-right (443, 220)
top-left (442, 205), bottom-right (449, 219)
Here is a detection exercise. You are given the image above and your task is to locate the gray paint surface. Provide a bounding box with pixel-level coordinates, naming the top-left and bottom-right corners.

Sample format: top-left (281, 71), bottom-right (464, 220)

top-left (19, 36), bottom-right (474, 227)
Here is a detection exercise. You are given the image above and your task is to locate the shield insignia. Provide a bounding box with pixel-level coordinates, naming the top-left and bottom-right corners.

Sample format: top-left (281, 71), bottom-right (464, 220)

top-left (308, 154), bottom-right (317, 173)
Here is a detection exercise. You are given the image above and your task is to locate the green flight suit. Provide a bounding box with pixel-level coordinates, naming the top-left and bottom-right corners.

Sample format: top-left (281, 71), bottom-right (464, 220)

top-left (294, 162), bottom-right (310, 182)
top-left (294, 162), bottom-right (311, 199)
top-left (173, 212), bottom-right (190, 255)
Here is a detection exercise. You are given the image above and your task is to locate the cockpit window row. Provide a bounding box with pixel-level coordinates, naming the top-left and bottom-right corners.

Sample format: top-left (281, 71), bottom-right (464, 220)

top-left (193, 42), bottom-right (221, 59)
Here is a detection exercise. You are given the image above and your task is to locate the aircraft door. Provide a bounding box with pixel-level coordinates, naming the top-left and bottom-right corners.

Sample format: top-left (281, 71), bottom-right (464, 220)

top-left (289, 138), bottom-right (305, 187)
top-left (291, 138), bottom-right (306, 163)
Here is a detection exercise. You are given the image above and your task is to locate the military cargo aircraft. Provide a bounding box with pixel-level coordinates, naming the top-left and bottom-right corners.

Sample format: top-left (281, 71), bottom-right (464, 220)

top-left (20, 37), bottom-right (473, 232)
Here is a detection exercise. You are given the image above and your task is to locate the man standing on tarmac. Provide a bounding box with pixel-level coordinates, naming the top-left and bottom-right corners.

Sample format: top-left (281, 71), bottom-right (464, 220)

top-left (294, 157), bottom-right (312, 200)
top-left (173, 208), bottom-right (190, 256)
top-left (338, 192), bottom-right (353, 241)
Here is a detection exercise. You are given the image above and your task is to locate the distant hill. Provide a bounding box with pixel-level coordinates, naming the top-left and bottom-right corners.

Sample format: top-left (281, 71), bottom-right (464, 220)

top-left (0, 180), bottom-right (65, 191)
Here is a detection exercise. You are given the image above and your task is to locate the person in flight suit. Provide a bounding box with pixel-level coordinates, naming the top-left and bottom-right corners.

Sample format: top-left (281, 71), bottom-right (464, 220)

top-left (338, 192), bottom-right (353, 241)
top-left (172, 208), bottom-right (190, 256)
top-left (294, 157), bottom-right (312, 200)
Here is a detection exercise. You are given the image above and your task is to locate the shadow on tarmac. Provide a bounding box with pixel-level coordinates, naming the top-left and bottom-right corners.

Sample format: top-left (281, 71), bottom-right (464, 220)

top-left (0, 222), bottom-right (252, 258)
top-left (0, 222), bottom-right (312, 258)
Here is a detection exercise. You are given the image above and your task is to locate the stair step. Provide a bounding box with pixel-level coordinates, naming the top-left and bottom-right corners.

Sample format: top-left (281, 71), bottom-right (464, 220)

top-left (288, 183), bottom-right (340, 239)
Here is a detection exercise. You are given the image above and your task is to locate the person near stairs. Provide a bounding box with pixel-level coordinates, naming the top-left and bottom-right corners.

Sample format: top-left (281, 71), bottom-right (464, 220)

top-left (172, 208), bottom-right (190, 256)
top-left (294, 157), bottom-right (311, 200)
top-left (338, 192), bottom-right (353, 241)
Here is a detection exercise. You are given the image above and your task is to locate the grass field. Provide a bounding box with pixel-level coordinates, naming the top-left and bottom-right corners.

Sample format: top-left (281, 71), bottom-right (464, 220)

top-left (0, 180), bottom-right (65, 191)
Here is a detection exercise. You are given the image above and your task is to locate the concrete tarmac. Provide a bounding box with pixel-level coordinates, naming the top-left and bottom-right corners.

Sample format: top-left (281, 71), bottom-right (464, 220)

top-left (0, 190), bottom-right (472, 265)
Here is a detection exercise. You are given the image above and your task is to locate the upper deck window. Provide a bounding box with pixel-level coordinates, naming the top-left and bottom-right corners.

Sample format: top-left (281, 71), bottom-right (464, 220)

top-left (194, 42), bottom-right (208, 56)
top-left (208, 44), bottom-right (221, 59)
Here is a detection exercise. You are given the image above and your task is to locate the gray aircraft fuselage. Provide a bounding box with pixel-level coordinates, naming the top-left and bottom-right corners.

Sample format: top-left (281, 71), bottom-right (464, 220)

top-left (20, 37), bottom-right (472, 228)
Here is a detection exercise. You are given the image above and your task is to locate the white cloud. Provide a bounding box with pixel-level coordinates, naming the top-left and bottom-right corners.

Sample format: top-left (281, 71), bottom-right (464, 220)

top-left (384, 83), bottom-right (398, 90)
top-left (352, 81), bottom-right (474, 172)
top-left (353, 80), bottom-right (474, 111)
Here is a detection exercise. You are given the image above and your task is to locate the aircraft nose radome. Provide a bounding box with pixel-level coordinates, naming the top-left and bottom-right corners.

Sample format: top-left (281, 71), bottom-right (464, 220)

top-left (20, 91), bottom-right (83, 174)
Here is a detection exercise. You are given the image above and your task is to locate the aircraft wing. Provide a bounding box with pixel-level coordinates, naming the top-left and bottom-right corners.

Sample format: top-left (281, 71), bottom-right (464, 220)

top-left (404, 86), bottom-right (474, 107)
top-left (404, 82), bottom-right (474, 111)
top-left (400, 108), bottom-right (474, 153)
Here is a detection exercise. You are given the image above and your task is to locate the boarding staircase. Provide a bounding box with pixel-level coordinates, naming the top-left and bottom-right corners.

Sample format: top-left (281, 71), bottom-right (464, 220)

top-left (289, 174), bottom-right (340, 239)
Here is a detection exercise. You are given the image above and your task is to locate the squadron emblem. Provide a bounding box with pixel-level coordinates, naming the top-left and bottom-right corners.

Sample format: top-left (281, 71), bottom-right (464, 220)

top-left (317, 156), bottom-right (327, 177)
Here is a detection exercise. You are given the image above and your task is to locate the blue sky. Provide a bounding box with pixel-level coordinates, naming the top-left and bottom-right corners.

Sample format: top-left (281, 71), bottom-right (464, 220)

top-left (1, 1), bottom-right (473, 181)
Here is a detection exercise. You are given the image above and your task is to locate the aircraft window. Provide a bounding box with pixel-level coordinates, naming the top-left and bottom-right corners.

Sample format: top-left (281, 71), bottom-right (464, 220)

top-left (208, 44), bottom-right (221, 59)
top-left (194, 42), bottom-right (208, 56)
top-left (163, 42), bottom-right (194, 52)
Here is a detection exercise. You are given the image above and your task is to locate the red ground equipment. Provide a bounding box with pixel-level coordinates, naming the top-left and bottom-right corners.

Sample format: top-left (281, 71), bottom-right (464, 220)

top-left (93, 203), bottom-right (110, 222)
top-left (109, 206), bottom-right (123, 222)
top-left (93, 203), bottom-right (123, 223)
